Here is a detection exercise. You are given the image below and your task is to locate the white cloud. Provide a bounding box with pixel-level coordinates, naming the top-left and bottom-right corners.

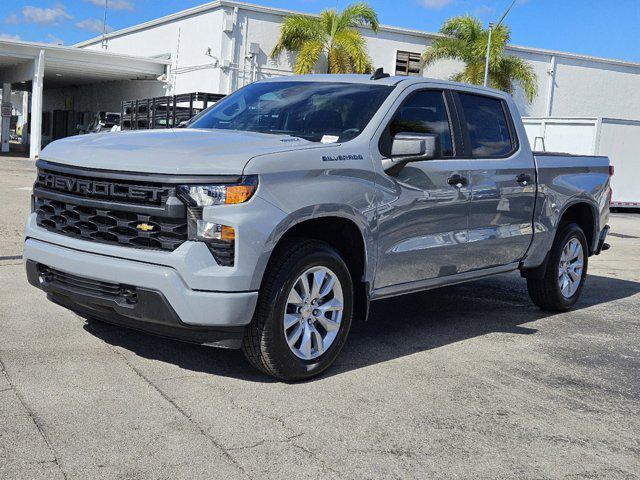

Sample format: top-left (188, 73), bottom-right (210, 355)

top-left (4, 13), bottom-right (19, 25)
top-left (474, 4), bottom-right (495, 16)
top-left (419, 0), bottom-right (454, 8)
top-left (84, 0), bottom-right (134, 11)
top-left (0, 33), bottom-right (21, 41)
top-left (22, 5), bottom-right (72, 25)
top-left (75, 18), bottom-right (113, 33)
top-left (47, 34), bottom-right (65, 45)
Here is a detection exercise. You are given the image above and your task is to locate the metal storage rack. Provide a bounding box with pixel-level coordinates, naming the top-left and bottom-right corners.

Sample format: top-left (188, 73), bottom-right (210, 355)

top-left (120, 92), bottom-right (225, 130)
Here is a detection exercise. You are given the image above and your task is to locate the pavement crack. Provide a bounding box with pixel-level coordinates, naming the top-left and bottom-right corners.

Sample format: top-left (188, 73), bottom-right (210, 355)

top-left (0, 357), bottom-right (69, 480)
top-left (290, 442), bottom-right (345, 478)
top-left (227, 432), bottom-right (306, 452)
top-left (110, 347), bottom-right (253, 480)
top-left (227, 440), bottom-right (266, 452)
top-left (228, 396), bottom-right (298, 436)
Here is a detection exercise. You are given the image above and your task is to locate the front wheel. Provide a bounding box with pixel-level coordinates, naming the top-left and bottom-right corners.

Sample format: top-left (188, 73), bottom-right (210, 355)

top-left (242, 239), bottom-right (353, 381)
top-left (527, 222), bottom-right (589, 311)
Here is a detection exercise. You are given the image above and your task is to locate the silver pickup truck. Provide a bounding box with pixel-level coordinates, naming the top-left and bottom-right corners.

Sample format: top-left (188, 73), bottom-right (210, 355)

top-left (24, 74), bottom-right (611, 381)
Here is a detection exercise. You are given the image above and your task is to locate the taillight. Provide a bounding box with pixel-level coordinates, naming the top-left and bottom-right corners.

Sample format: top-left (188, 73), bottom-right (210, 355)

top-left (609, 165), bottom-right (615, 176)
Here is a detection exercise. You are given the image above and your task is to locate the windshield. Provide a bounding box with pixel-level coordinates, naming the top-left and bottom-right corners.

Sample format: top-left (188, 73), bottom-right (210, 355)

top-left (189, 81), bottom-right (394, 143)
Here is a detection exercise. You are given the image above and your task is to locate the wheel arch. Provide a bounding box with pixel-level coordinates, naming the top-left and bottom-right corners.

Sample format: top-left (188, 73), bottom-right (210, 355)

top-left (558, 199), bottom-right (599, 254)
top-left (252, 207), bottom-right (374, 322)
top-left (521, 197), bottom-right (598, 280)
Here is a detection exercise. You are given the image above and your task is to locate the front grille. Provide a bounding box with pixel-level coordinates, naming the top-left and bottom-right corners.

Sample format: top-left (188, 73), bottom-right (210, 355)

top-left (35, 197), bottom-right (187, 251)
top-left (35, 169), bottom-right (174, 206)
top-left (34, 162), bottom-right (188, 252)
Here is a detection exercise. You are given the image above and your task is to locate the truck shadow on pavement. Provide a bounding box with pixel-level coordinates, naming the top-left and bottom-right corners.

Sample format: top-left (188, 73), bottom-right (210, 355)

top-left (83, 272), bottom-right (640, 382)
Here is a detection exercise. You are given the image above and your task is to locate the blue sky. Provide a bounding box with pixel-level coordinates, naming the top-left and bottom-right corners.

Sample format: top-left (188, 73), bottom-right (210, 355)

top-left (1, 0), bottom-right (639, 62)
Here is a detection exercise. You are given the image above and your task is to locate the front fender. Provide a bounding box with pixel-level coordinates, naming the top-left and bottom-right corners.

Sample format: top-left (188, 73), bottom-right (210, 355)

top-left (249, 202), bottom-right (376, 291)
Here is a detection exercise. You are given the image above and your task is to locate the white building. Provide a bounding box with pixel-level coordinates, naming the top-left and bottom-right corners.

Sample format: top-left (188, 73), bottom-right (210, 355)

top-left (1, 0), bottom-right (639, 162)
top-left (76, 0), bottom-right (640, 121)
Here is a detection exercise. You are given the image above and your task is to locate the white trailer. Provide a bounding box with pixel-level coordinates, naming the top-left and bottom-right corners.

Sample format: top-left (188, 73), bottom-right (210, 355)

top-left (523, 117), bottom-right (640, 208)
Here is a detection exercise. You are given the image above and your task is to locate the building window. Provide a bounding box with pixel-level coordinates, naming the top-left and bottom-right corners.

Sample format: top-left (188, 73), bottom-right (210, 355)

top-left (395, 51), bottom-right (421, 76)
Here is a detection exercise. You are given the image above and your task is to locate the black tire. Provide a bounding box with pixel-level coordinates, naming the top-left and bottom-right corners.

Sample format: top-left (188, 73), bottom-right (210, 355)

top-left (242, 239), bottom-right (353, 382)
top-left (527, 222), bottom-right (589, 311)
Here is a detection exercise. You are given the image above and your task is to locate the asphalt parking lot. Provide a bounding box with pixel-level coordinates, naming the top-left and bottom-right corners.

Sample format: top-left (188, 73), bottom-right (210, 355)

top-left (1, 155), bottom-right (638, 479)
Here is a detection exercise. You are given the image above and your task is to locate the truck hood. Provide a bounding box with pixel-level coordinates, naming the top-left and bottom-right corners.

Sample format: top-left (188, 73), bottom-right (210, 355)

top-left (40, 129), bottom-right (317, 175)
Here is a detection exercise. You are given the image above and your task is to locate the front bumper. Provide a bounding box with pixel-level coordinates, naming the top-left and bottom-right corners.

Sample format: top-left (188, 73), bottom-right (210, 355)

top-left (24, 238), bottom-right (258, 348)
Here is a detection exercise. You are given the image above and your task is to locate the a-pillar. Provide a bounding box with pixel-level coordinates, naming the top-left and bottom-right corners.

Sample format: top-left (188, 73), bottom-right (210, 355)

top-left (29, 49), bottom-right (45, 160)
top-left (1, 83), bottom-right (10, 153)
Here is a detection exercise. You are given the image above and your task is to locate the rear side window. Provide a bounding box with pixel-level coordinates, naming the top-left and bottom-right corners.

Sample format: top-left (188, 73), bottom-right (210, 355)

top-left (458, 93), bottom-right (514, 157)
top-left (387, 90), bottom-right (454, 157)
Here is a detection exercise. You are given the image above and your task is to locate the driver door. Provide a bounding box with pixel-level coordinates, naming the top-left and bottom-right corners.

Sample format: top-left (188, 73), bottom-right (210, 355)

top-left (372, 88), bottom-right (472, 291)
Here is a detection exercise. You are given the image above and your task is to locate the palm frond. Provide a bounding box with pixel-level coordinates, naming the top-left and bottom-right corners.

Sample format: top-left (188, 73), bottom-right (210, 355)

top-left (294, 40), bottom-right (326, 74)
top-left (271, 14), bottom-right (325, 59)
top-left (422, 36), bottom-right (469, 66)
top-left (424, 14), bottom-right (539, 103)
top-left (336, 2), bottom-right (380, 33)
top-left (328, 46), bottom-right (352, 73)
top-left (498, 55), bottom-right (538, 102)
top-left (332, 28), bottom-right (372, 73)
top-left (440, 15), bottom-right (484, 46)
top-left (451, 61), bottom-right (485, 86)
top-left (320, 9), bottom-right (339, 37)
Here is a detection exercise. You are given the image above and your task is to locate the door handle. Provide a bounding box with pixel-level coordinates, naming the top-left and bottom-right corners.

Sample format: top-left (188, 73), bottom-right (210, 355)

top-left (516, 173), bottom-right (532, 186)
top-left (447, 174), bottom-right (468, 188)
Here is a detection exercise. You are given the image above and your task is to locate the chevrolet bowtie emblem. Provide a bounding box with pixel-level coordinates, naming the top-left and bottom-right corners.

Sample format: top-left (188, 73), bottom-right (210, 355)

top-left (136, 223), bottom-right (155, 232)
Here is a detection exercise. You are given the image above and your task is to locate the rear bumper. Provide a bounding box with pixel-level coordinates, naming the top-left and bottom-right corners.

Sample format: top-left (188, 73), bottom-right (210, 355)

top-left (24, 238), bottom-right (258, 347)
top-left (594, 224), bottom-right (610, 255)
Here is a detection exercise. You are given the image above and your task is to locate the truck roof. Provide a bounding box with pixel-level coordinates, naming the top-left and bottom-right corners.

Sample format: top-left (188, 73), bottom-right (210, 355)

top-left (260, 73), bottom-right (509, 97)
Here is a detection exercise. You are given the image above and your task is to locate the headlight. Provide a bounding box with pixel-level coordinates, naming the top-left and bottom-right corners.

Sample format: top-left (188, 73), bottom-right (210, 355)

top-left (177, 176), bottom-right (257, 267)
top-left (178, 176), bottom-right (257, 207)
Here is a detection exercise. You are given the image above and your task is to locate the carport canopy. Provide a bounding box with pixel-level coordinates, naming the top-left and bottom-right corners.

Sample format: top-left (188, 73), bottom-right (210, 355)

top-left (0, 39), bottom-right (170, 158)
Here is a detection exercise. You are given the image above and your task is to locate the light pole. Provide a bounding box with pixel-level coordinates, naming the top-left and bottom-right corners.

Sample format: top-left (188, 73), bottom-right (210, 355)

top-left (483, 0), bottom-right (517, 87)
top-left (101, 0), bottom-right (109, 50)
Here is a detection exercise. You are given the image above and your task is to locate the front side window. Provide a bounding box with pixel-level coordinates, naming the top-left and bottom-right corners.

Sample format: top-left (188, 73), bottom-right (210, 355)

top-left (189, 81), bottom-right (393, 143)
top-left (458, 93), bottom-right (514, 157)
top-left (383, 90), bottom-right (454, 157)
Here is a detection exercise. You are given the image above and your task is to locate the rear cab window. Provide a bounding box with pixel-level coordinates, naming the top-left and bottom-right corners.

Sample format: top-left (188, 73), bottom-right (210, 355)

top-left (457, 93), bottom-right (516, 157)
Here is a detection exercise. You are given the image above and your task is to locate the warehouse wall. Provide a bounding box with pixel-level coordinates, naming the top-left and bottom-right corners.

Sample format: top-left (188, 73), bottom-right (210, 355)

top-left (42, 80), bottom-right (165, 113)
top-left (551, 57), bottom-right (640, 121)
top-left (83, 8), bottom-right (224, 96)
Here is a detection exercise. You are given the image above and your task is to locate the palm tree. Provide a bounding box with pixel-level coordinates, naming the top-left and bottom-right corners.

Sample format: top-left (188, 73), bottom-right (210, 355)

top-left (422, 15), bottom-right (538, 102)
top-left (271, 2), bottom-right (379, 75)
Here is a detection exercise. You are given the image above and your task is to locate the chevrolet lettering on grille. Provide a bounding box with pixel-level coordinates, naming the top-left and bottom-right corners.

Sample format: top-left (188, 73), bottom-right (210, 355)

top-left (37, 172), bottom-right (169, 203)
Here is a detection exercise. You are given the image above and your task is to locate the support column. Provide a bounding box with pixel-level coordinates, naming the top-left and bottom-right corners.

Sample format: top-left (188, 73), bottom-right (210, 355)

top-left (544, 55), bottom-right (557, 118)
top-left (1, 83), bottom-right (10, 153)
top-left (21, 91), bottom-right (29, 145)
top-left (29, 50), bottom-right (45, 160)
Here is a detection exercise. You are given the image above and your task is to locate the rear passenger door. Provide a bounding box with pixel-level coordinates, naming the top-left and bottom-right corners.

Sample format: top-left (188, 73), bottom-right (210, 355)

top-left (453, 91), bottom-right (536, 269)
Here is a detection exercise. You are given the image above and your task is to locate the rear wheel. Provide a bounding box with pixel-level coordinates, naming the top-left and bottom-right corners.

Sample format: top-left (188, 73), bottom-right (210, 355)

top-left (242, 239), bottom-right (353, 381)
top-left (527, 222), bottom-right (589, 311)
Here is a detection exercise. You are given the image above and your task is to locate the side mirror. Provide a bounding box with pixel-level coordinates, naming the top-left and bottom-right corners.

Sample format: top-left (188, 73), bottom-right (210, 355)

top-left (382, 132), bottom-right (441, 172)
